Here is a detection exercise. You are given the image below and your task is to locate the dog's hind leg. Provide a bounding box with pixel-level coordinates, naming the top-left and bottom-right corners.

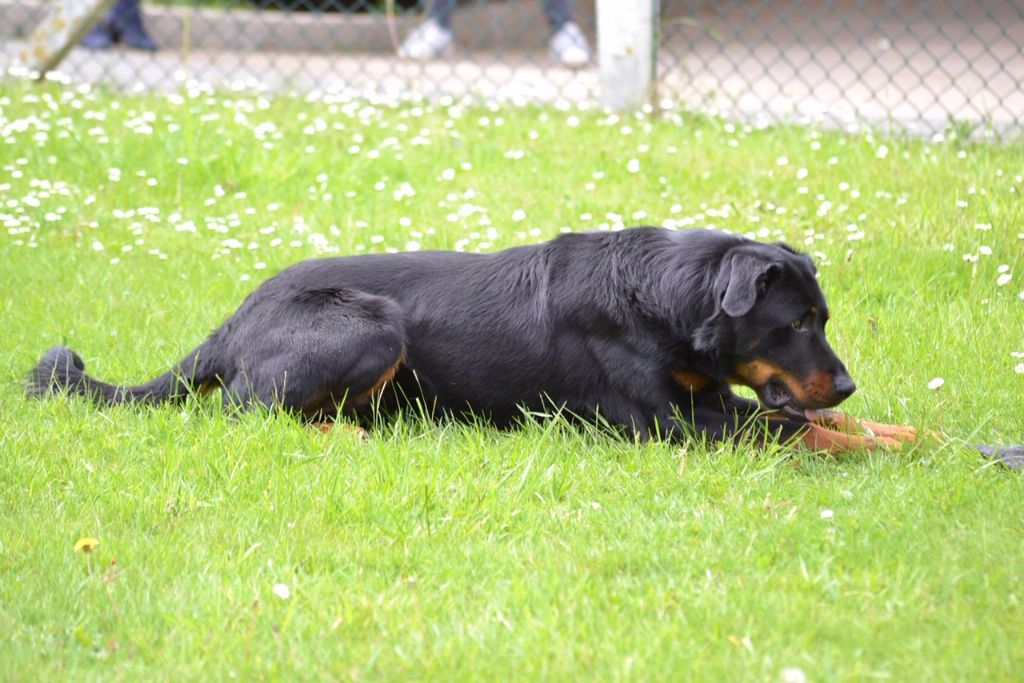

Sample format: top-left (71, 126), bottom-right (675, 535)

top-left (218, 287), bottom-right (406, 421)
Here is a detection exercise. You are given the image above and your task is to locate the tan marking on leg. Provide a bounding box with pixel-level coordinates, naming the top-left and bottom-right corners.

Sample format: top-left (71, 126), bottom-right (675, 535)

top-left (855, 420), bottom-right (917, 442)
top-left (354, 347), bottom-right (406, 403)
top-left (799, 423), bottom-right (902, 454)
top-left (815, 411), bottom-right (917, 442)
top-left (315, 422), bottom-right (368, 440)
top-left (671, 370), bottom-right (712, 392)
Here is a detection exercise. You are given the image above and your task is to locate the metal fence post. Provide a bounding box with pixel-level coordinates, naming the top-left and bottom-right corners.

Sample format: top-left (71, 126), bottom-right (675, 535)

top-left (597, 0), bottom-right (657, 110)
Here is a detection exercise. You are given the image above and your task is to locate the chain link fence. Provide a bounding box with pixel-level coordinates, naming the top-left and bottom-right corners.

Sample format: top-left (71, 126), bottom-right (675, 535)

top-left (3, 0), bottom-right (1023, 136)
top-left (659, 0), bottom-right (1024, 137)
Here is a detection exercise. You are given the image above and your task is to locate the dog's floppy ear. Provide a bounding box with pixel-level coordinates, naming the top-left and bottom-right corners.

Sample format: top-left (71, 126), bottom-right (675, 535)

top-left (775, 241), bottom-right (817, 277)
top-left (717, 249), bottom-right (778, 317)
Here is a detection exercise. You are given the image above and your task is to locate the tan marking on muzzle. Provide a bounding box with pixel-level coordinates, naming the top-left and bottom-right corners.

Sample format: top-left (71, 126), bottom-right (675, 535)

top-left (732, 359), bottom-right (840, 407)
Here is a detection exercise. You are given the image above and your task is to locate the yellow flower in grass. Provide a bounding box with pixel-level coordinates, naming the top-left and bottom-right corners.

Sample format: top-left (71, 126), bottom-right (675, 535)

top-left (74, 537), bottom-right (100, 553)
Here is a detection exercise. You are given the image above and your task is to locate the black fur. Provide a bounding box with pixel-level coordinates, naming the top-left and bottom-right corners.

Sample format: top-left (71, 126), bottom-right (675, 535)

top-left (27, 227), bottom-right (856, 443)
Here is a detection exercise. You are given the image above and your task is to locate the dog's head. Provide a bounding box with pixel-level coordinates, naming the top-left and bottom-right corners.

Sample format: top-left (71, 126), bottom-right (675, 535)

top-left (695, 241), bottom-right (856, 418)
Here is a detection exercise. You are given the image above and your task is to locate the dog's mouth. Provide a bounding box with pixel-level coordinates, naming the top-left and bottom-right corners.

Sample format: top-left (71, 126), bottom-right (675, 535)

top-left (759, 377), bottom-right (823, 422)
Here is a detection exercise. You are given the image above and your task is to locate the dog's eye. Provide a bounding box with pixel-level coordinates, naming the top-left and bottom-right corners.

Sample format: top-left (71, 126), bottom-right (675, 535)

top-left (791, 318), bottom-right (804, 331)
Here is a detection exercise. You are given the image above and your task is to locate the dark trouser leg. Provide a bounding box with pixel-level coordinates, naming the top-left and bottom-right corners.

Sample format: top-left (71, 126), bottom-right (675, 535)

top-left (81, 23), bottom-right (114, 49)
top-left (109, 0), bottom-right (157, 51)
top-left (543, 0), bottom-right (574, 31)
top-left (428, 0), bottom-right (459, 28)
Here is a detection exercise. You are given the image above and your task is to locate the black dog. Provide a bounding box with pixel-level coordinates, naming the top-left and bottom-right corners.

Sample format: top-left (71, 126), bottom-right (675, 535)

top-left (28, 227), bottom-right (915, 452)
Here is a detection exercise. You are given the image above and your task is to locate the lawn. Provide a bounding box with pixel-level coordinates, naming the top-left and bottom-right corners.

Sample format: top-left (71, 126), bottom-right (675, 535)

top-left (1, 80), bottom-right (1022, 680)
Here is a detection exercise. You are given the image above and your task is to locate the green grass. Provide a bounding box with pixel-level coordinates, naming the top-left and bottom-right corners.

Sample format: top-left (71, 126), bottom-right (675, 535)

top-left (1, 81), bottom-right (1023, 680)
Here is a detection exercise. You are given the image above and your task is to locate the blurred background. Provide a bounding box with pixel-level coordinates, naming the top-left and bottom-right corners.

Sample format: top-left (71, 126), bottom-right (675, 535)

top-left (3, 0), bottom-right (1023, 136)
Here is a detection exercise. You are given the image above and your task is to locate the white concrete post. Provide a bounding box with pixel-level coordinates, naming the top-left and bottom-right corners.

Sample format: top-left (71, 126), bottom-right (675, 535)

top-left (597, 0), bottom-right (657, 110)
top-left (18, 0), bottom-right (116, 78)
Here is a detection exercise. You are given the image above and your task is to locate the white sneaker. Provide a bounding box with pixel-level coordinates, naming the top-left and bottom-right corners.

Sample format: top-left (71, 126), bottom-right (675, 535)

top-left (550, 21), bottom-right (591, 68)
top-left (399, 18), bottom-right (454, 60)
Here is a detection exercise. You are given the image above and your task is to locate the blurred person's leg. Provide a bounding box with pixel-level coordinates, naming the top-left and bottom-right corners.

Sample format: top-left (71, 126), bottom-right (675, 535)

top-left (399, 1), bottom-right (457, 59)
top-left (546, 0), bottom-right (590, 67)
top-left (81, 0), bottom-right (156, 51)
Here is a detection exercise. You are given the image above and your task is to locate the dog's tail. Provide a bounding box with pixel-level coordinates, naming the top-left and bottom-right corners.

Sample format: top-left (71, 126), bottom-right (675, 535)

top-left (26, 344), bottom-right (218, 407)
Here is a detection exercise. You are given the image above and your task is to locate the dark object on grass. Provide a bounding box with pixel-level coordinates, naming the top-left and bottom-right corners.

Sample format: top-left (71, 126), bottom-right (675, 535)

top-left (977, 445), bottom-right (1024, 471)
top-left (27, 227), bottom-right (917, 454)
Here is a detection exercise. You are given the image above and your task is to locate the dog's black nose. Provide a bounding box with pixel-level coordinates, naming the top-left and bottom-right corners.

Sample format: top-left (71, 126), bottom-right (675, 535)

top-left (833, 374), bottom-right (857, 398)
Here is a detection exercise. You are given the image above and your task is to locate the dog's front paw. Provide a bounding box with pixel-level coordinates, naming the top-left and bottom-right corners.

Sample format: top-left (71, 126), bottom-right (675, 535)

top-left (813, 411), bottom-right (917, 443)
top-left (800, 422), bottom-right (907, 454)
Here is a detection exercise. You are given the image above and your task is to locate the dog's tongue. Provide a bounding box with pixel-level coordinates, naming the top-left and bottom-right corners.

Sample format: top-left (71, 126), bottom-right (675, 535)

top-left (782, 406), bottom-right (823, 422)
